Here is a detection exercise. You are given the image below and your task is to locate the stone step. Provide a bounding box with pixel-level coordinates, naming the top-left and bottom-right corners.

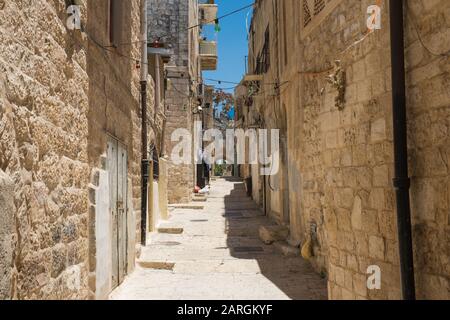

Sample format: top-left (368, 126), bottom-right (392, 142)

top-left (157, 223), bottom-right (184, 234)
top-left (273, 241), bottom-right (300, 257)
top-left (259, 225), bottom-right (289, 245)
top-left (192, 197), bottom-right (207, 202)
top-left (168, 203), bottom-right (204, 210)
top-left (194, 193), bottom-right (207, 198)
top-left (137, 260), bottom-right (175, 270)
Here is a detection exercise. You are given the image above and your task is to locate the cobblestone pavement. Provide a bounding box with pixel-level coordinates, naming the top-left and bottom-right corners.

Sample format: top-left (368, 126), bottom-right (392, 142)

top-left (110, 178), bottom-right (327, 300)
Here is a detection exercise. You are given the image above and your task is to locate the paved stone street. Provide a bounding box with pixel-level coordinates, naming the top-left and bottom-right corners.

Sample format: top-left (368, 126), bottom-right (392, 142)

top-left (110, 178), bottom-right (327, 300)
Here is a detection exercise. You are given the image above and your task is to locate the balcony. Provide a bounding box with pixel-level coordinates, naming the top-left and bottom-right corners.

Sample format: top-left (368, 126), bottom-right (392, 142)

top-left (199, 2), bottom-right (218, 25)
top-left (200, 41), bottom-right (218, 70)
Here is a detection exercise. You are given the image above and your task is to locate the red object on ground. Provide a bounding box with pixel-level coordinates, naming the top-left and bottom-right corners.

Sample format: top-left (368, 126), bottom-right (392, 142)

top-left (194, 186), bottom-right (200, 193)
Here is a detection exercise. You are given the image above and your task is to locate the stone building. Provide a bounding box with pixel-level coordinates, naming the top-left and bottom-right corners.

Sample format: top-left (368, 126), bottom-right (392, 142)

top-left (0, 0), bottom-right (158, 299)
top-left (241, 0), bottom-right (450, 299)
top-left (147, 0), bottom-right (218, 202)
top-left (242, 0), bottom-right (292, 230)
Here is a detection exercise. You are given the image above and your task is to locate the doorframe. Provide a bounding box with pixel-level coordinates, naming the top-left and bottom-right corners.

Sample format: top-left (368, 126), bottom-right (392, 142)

top-left (107, 136), bottom-right (129, 290)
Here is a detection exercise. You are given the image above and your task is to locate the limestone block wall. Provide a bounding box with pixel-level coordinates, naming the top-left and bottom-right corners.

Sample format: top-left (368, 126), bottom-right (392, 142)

top-left (0, 0), bottom-right (150, 299)
top-left (296, 0), bottom-right (449, 300)
top-left (248, 0), bottom-right (290, 224)
top-left (164, 75), bottom-right (194, 203)
top-left (85, 0), bottom-right (154, 298)
top-left (0, 0), bottom-right (90, 299)
top-left (148, 0), bottom-right (196, 203)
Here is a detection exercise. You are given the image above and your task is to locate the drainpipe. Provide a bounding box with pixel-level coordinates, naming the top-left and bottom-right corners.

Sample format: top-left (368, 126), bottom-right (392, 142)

top-left (388, 0), bottom-right (416, 300)
top-left (154, 53), bottom-right (161, 120)
top-left (140, 0), bottom-right (149, 246)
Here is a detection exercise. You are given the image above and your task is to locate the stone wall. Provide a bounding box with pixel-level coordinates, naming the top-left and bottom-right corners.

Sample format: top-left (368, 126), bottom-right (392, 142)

top-left (148, 0), bottom-right (189, 68)
top-left (0, 0), bottom-right (149, 299)
top-left (148, 0), bottom-right (198, 203)
top-left (296, 0), bottom-right (449, 299)
top-left (247, 0), bottom-right (290, 224)
top-left (164, 73), bottom-right (194, 203)
top-left (247, 0), bottom-right (449, 300)
top-left (0, 0), bottom-right (90, 299)
top-left (86, 0), bottom-right (154, 299)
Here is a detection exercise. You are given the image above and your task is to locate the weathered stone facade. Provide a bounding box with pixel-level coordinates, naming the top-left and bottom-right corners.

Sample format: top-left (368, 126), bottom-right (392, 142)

top-left (0, 0), bottom-right (90, 299)
top-left (0, 0), bottom-right (154, 299)
top-left (244, 0), bottom-right (450, 299)
top-left (147, 0), bottom-right (203, 203)
top-left (245, 0), bottom-right (293, 229)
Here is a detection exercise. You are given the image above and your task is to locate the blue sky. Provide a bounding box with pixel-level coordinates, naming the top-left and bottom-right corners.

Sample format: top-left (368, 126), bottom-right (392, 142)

top-left (202, 1), bottom-right (254, 93)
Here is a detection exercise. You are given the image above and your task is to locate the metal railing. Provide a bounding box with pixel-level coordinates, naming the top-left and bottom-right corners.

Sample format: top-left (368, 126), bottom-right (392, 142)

top-left (199, 41), bottom-right (217, 56)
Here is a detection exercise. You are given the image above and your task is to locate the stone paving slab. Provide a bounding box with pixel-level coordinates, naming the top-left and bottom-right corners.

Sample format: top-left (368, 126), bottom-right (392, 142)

top-left (110, 178), bottom-right (327, 300)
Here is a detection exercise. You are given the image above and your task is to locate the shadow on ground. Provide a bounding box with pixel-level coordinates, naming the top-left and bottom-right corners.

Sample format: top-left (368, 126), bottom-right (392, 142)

top-left (221, 177), bottom-right (328, 300)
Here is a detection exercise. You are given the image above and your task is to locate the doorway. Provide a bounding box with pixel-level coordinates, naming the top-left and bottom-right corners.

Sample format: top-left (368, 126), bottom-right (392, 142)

top-left (107, 137), bottom-right (128, 290)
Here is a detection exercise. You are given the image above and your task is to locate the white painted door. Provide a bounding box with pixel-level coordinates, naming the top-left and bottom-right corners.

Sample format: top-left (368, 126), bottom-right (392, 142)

top-left (107, 137), bottom-right (128, 290)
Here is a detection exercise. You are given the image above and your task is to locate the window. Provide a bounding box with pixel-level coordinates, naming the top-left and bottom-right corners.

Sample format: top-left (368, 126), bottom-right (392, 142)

top-left (301, 0), bottom-right (342, 38)
top-left (109, 0), bottom-right (123, 47)
top-left (256, 26), bottom-right (270, 74)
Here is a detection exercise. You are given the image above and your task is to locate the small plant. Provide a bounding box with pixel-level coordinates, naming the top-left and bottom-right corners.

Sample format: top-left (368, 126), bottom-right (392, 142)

top-left (214, 164), bottom-right (224, 176)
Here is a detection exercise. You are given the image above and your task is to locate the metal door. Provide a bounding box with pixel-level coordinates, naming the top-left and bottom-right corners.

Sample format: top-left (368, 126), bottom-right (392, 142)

top-left (107, 137), bottom-right (128, 289)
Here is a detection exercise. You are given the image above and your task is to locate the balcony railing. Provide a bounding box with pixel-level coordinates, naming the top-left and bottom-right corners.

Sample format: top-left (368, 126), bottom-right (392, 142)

top-left (199, 41), bottom-right (218, 70)
top-left (199, 3), bottom-right (218, 25)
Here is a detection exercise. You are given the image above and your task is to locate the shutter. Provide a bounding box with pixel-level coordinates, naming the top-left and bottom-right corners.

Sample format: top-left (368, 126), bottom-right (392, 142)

top-left (110, 0), bottom-right (122, 47)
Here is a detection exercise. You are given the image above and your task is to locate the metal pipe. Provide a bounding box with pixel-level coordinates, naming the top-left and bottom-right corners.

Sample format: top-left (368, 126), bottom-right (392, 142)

top-left (140, 0), bottom-right (149, 246)
top-left (154, 54), bottom-right (161, 120)
top-left (388, 0), bottom-right (416, 300)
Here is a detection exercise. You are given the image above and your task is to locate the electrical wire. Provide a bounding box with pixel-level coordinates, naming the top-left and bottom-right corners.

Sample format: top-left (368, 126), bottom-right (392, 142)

top-left (204, 78), bottom-right (241, 85)
top-left (82, 29), bottom-right (248, 88)
top-left (103, 3), bottom-right (255, 48)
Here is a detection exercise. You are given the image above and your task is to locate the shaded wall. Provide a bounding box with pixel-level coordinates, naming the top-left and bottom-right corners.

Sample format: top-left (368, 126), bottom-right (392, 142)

top-left (295, 0), bottom-right (449, 300)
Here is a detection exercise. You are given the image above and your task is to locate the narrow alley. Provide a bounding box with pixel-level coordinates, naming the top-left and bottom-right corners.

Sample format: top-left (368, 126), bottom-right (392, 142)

top-left (110, 178), bottom-right (327, 300)
top-left (1, 0), bottom-right (449, 303)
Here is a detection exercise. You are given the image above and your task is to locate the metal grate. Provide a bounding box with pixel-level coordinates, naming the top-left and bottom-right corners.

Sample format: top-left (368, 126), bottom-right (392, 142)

top-left (233, 247), bottom-right (265, 253)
